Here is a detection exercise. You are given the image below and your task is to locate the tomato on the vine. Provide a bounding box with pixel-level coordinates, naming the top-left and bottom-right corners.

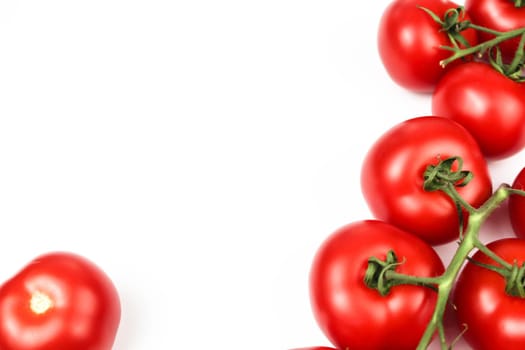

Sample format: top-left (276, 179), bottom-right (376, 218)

top-left (465, 0), bottom-right (525, 61)
top-left (361, 116), bottom-right (492, 245)
top-left (509, 167), bottom-right (525, 238)
top-left (377, 0), bottom-right (477, 92)
top-left (432, 61), bottom-right (525, 159)
top-left (309, 220), bottom-right (444, 350)
top-left (453, 238), bottom-right (525, 350)
top-left (0, 252), bottom-right (121, 350)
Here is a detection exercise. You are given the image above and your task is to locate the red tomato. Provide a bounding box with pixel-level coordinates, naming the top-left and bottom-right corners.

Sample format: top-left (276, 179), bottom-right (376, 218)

top-left (309, 220), bottom-right (444, 350)
top-left (465, 0), bottom-right (525, 61)
top-left (0, 252), bottom-right (121, 350)
top-left (361, 116), bottom-right (492, 245)
top-left (453, 238), bottom-right (525, 350)
top-left (509, 167), bottom-right (525, 239)
top-left (378, 0), bottom-right (477, 92)
top-left (432, 62), bottom-right (525, 159)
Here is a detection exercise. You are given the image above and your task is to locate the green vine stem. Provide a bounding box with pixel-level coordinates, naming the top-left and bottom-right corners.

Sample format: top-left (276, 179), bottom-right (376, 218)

top-left (419, 6), bottom-right (525, 79)
top-left (440, 27), bottom-right (525, 66)
top-left (365, 157), bottom-right (525, 349)
top-left (416, 184), bottom-right (512, 350)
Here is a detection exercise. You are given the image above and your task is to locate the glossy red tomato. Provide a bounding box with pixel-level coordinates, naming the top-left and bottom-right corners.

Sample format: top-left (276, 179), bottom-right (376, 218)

top-left (453, 238), bottom-right (525, 350)
top-left (465, 0), bottom-right (525, 61)
top-left (310, 220), bottom-right (444, 350)
top-left (378, 0), bottom-right (477, 92)
top-left (509, 167), bottom-right (525, 238)
top-left (361, 116), bottom-right (492, 245)
top-left (432, 62), bottom-right (525, 159)
top-left (0, 252), bottom-right (121, 350)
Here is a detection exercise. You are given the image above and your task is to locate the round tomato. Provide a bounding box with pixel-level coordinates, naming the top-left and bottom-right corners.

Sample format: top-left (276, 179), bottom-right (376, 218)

top-left (465, 0), bottom-right (525, 61)
top-left (309, 220), bottom-right (444, 350)
top-left (361, 116), bottom-right (492, 245)
top-left (453, 238), bottom-right (525, 350)
top-left (432, 61), bottom-right (525, 159)
top-left (0, 252), bottom-right (121, 350)
top-left (378, 0), bottom-right (477, 93)
top-left (509, 167), bottom-right (525, 238)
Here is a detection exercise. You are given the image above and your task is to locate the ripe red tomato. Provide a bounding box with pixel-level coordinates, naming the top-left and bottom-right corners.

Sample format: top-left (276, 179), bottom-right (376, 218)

top-left (309, 220), bottom-right (444, 350)
top-left (453, 238), bottom-right (525, 350)
top-left (361, 116), bottom-right (492, 245)
top-left (509, 167), bottom-right (525, 239)
top-left (378, 0), bottom-right (477, 92)
top-left (465, 0), bottom-right (525, 61)
top-left (0, 252), bottom-right (121, 350)
top-left (432, 62), bottom-right (525, 159)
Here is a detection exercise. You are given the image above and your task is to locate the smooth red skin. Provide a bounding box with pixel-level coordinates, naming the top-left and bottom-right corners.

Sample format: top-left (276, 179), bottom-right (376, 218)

top-left (465, 0), bottom-right (525, 61)
top-left (378, 0), bottom-right (477, 93)
top-left (432, 62), bottom-right (525, 159)
top-left (310, 220), bottom-right (444, 350)
top-left (361, 116), bottom-right (492, 245)
top-left (509, 167), bottom-right (525, 238)
top-left (453, 238), bottom-right (525, 350)
top-left (0, 252), bottom-right (121, 350)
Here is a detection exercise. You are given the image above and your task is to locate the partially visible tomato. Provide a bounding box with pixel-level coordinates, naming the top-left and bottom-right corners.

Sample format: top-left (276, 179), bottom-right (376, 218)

top-left (309, 220), bottom-right (444, 350)
top-left (465, 0), bottom-right (525, 61)
top-left (453, 238), bottom-right (525, 350)
top-left (378, 0), bottom-right (477, 92)
top-left (432, 61), bottom-right (525, 159)
top-left (0, 252), bottom-right (121, 350)
top-left (361, 116), bottom-right (492, 245)
top-left (509, 167), bottom-right (525, 238)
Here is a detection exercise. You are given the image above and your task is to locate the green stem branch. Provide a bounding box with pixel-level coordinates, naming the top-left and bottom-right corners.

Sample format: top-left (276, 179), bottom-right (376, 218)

top-left (416, 185), bottom-right (512, 349)
top-left (385, 271), bottom-right (441, 292)
top-left (466, 23), bottom-right (505, 36)
top-left (440, 27), bottom-right (525, 66)
top-left (443, 184), bottom-right (476, 214)
top-left (474, 238), bottom-right (513, 269)
top-left (418, 6), bottom-right (525, 73)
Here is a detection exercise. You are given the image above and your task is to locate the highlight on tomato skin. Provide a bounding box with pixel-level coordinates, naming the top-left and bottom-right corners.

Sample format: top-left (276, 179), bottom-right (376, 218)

top-left (0, 252), bottom-right (121, 350)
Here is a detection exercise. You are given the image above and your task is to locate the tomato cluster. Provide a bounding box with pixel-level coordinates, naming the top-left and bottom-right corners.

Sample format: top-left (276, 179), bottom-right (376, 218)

top-left (291, 1), bottom-right (525, 349)
top-left (380, 0), bottom-right (525, 160)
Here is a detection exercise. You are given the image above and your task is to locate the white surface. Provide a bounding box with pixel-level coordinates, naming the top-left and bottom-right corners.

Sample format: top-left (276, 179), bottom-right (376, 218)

top-left (0, 0), bottom-right (523, 349)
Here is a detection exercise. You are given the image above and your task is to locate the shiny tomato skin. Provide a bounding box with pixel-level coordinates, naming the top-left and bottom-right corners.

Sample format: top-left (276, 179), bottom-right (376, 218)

top-left (509, 167), bottom-right (525, 239)
top-left (0, 252), bottom-right (121, 350)
top-left (309, 220), bottom-right (444, 350)
top-left (432, 62), bottom-right (525, 159)
top-left (453, 238), bottom-right (525, 350)
top-left (361, 116), bottom-right (492, 245)
top-left (378, 0), bottom-right (477, 93)
top-left (465, 0), bottom-right (525, 61)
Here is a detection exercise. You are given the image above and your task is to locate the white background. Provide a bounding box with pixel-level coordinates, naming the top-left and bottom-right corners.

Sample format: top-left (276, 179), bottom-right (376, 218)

top-left (0, 0), bottom-right (524, 349)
